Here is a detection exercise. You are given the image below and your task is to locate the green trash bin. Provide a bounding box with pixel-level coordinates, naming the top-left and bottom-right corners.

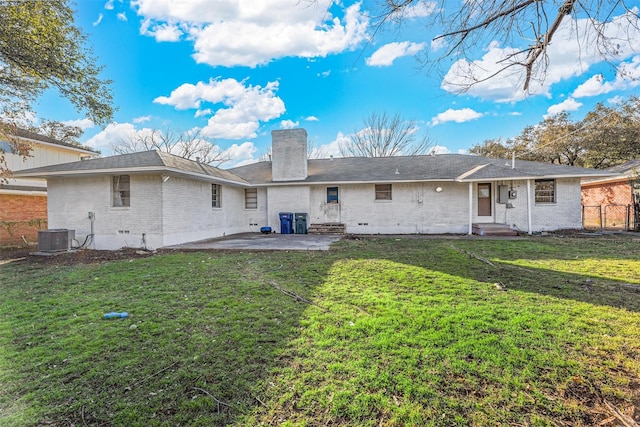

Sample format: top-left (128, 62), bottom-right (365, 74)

top-left (294, 213), bottom-right (308, 234)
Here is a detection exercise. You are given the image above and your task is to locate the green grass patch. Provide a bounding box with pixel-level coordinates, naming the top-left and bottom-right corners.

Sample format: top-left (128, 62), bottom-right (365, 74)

top-left (1, 236), bottom-right (639, 426)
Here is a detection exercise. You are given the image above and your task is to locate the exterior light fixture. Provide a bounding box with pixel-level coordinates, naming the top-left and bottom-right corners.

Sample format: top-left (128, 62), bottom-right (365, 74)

top-left (435, 187), bottom-right (443, 193)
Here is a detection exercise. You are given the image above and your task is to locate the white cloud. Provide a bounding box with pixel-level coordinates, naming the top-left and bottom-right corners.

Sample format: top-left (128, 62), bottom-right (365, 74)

top-left (311, 132), bottom-right (345, 159)
top-left (571, 74), bottom-right (607, 97)
top-left (441, 10), bottom-right (640, 102)
top-left (280, 119), bottom-right (299, 129)
top-left (140, 19), bottom-right (183, 42)
top-left (154, 78), bottom-right (286, 139)
top-left (131, 0), bottom-right (369, 67)
top-left (390, 1), bottom-right (437, 19)
top-left (133, 115), bottom-right (152, 123)
top-left (194, 108), bottom-right (212, 118)
top-left (544, 98), bottom-right (582, 118)
top-left (220, 142), bottom-right (258, 167)
top-left (304, 116), bottom-right (319, 121)
top-left (608, 95), bottom-right (625, 105)
top-left (431, 145), bottom-right (450, 154)
top-left (441, 42), bottom-right (529, 102)
top-left (104, 0), bottom-right (114, 10)
top-left (62, 118), bottom-right (95, 130)
top-left (84, 122), bottom-right (140, 153)
top-left (572, 56), bottom-right (640, 97)
top-left (86, 123), bottom-right (246, 162)
top-left (318, 70), bottom-right (331, 78)
top-left (430, 37), bottom-right (445, 52)
top-left (366, 41), bottom-right (425, 67)
top-left (430, 108), bottom-right (483, 126)
top-left (93, 13), bottom-right (104, 26)
top-left (117, 12), bottom-right (128, 21)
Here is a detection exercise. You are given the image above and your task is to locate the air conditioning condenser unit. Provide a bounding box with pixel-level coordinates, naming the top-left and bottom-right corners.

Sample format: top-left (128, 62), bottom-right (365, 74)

top-left (37, 229), bottom-right (75, 252)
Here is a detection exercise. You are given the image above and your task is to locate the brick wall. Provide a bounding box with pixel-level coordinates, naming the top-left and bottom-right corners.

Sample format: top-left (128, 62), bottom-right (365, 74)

top-left (0, 194), bottom-right (47, 245)
top-left (160, 176), bottom-right (261, 246)
top-left (582, 180), bottom-right (633, 229)
top-left (46, 174), bottom-right (264, 250)
top-left (279, 178), bottom-right (584, 235)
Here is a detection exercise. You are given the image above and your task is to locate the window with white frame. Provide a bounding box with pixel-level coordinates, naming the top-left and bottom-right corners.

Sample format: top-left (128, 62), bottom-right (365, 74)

top-left (534, 179), bottom-right (556, 203)
top-left (112, 175), bottom-right (130, 207)
top-left (211, 184), bottom-right (221, 208)
top-left (375, 184), bottom-right (392, 200)
top-left (245, 188), bottom-right (257, 209)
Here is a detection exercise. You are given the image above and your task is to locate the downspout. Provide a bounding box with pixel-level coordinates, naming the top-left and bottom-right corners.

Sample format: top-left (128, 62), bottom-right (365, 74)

top-left (468, 182), bottom-right (473, 235)
top-left (526, 179), bottom-right (533, 234)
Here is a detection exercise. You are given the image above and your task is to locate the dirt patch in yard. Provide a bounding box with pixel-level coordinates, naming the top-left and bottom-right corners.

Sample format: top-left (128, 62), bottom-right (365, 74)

top-left (0, 247), bottom-right (160, 266)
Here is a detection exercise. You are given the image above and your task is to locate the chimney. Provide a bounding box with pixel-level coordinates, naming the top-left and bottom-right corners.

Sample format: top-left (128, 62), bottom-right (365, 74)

top-left (271, 129), bottom-right (308, 181)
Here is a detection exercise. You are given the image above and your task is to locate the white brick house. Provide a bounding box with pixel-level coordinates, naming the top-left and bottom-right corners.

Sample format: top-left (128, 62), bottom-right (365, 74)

top-left (14, 128), bottom-right (613, 250)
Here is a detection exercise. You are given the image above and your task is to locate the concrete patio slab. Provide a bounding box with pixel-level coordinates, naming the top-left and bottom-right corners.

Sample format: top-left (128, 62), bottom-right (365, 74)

top-left (163, 232), bottom-right (343, 251)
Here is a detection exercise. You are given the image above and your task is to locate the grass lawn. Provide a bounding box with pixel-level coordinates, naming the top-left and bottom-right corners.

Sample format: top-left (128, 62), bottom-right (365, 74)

top-left (1, 235), bottom-right (639, 426)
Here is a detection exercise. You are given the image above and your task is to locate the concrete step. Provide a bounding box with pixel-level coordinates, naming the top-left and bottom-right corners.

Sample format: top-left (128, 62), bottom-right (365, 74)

top-left (472, 223), bottom-right (519, 236)
top-left (308, 223), bottom-right (346, 234)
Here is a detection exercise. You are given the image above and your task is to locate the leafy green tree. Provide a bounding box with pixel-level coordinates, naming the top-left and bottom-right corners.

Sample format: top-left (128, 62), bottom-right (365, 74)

top-left (578, 98), bottom-right (640, 168)
top-left (469, 98), bottom-right (640, 167)
top-left (522, 113), bottom-right (585, 166)
top-left (0, 0), bottom-right (113, 175)
top-left (469, 138), bottom-right (512, 158)
top-left (28, 120), bottom-right (84, 145)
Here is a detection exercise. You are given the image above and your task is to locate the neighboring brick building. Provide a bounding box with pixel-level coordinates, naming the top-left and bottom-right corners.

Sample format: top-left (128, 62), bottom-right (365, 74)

top-left (0, 129), bottom-right (96, 246)
top-left (581, 159), bottom-right (640, 231)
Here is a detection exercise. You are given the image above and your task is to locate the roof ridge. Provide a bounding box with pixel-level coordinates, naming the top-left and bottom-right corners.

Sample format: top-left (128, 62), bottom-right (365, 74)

top-left (456, 163), bottom-right (489, 181)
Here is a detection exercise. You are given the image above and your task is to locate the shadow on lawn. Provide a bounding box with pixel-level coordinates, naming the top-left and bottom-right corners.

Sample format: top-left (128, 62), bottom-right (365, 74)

top-left (0, 250), bottom-right (334, 426)
top-left (348, 234), bottom-right (640, 314)
top-left (1, 236), bottom-right (638, 426)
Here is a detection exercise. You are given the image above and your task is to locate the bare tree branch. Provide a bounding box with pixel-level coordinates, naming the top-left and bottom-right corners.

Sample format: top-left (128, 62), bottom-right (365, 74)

top-left (112, 127), bottom-right (229, 167)
top-left (340, 112), bottom-right (432, 157)
top-left (379, 0), bottom-right (639, 93)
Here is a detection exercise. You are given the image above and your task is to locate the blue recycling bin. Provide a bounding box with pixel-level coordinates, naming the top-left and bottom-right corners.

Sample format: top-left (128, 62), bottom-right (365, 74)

top-left (279, 212), bottom-right (293, 234)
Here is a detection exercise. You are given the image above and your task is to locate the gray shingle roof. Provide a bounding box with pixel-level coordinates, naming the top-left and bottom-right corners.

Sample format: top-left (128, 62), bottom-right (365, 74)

top-left (13, 150), bottom-right (249, 185)
top-left (582, 159), bottom-right (640, 184)
top-left (607, 159), bottom-right (640, 174)
top-left (228, 154), bottom-right (614, 184)
top-left (15, 151), bottom-right (613, 185)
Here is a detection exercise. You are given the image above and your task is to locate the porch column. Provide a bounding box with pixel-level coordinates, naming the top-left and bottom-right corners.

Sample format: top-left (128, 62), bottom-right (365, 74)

top-left (526, 179), bottom-right (533, 234)
top-left (468, 182), bottom-right (473, 235)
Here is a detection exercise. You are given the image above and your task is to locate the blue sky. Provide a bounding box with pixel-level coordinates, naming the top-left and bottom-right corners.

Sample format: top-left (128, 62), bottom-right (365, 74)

top-left (33, 0), bottom-right (640, 167)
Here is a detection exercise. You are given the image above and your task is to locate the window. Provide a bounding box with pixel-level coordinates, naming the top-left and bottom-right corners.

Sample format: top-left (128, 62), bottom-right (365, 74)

top-left (0, 141), bottom-right (11, 153)
top-left (211, 184), bottom-right (221, 208)
top-left (535, 179), bottom-right (556, 203)
top-left (245, 188), bottom-right (257, 209)
top-left (375, 184), bottom-right (392, 200)
top-left (327, 187), bottom-right (339, 204)
top-left (112, 175), bottom-right (130, 207)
